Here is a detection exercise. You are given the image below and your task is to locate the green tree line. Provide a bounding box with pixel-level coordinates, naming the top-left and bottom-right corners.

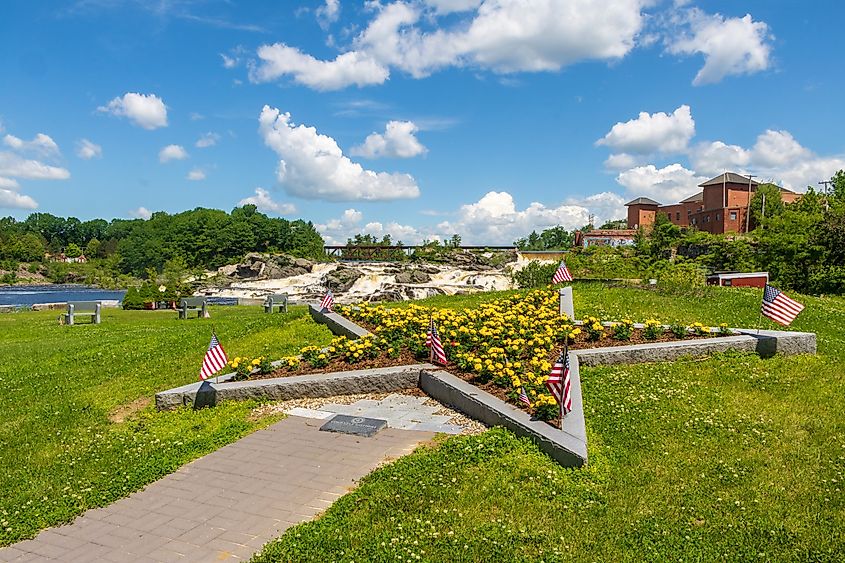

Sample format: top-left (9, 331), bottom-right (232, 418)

top-left (0, 205), bottom-right (325, 279)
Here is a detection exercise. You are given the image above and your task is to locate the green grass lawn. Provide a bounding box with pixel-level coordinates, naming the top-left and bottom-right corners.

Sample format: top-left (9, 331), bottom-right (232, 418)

top-left (254, 284), bottom-right (845, 562)
top-left (0, 305), bottom-right (333, 546)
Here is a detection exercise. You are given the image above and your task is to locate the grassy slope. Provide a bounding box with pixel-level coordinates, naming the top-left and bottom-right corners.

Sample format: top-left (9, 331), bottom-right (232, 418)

top-left (255, 284), bottom-right (845, 562)
top-left (0, 305), bottom-right (333, 545)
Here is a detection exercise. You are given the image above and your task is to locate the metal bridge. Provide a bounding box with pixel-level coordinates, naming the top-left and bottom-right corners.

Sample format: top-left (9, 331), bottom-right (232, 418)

top-left (323, 245), bottom-right (517, 261)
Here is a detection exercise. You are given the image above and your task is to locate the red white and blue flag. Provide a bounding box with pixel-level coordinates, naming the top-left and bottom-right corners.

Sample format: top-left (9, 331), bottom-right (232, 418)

top-left (200, 333), bottom-right (228, 381)
top-left (319, 289), bottom-right (334, 312)
top-left (546, 347), bottom-right (572, 416)
top-left (518, 386), bottom-right (532, 407)
top-left (552, 261), bottom-right (573, 284)
top-left (427, 318), bottom-right (447, 365)
top-left (761, 284), bottom-right (804, 326)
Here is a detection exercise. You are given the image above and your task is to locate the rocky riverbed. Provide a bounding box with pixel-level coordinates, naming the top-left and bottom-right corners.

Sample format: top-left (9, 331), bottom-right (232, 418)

top-left (198, 251), bottom-right (558, 303)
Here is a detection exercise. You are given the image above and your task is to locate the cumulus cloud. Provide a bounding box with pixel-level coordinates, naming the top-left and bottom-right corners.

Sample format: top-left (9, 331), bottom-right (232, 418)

top-left (316, 0), bottom-right (340, 28)
top-left (76, 139), bottom-right (103, 160)
top-left (98, 93), bottom-right (168, 129)
top-left (667, 9), bottom-right (772, 85)
top-left (688, 140), bottom-right (750, 176)
top-left (615, 163), bottom-right (705, 204)
top-left (350, 120), bottom-right (427, 158)
top-left (0, 188), bottom-right (37, 210)
top-left (597, 105), bottom-right (695, 155)
top-left (0, 177), bottom-right (20, 189)
top-left (250, 0), bottom-right (644, 90)
top-left (129, 207), bottom-right (152, 220)
top-left (435, 190), bottom-right (625, 244)
top-left (3, 133), bottom-right (60, 157)
top-left (187, 168), bottom-right (206, 181)
top-left (159, 144), bottom-right (188, 163)
top-left (238, 187), bottom-right (297, 214)
top-left (0, 151), bottom-right (70, 180)
top-left (604, 153), bottom-right (640, 170)
top-left (258, 105), bottom-right (420, 201)
top-left (195, 132), bottom-right (220, 148)
top-left (316, 207), bottom-right (427, 244)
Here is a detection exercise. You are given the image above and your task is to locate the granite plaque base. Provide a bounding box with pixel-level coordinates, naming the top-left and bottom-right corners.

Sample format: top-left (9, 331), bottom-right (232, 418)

top-left (320, 415), bottom-right (387, 437)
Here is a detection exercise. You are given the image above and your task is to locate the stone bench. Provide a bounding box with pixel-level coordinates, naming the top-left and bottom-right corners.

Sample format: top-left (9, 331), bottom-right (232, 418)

top-left (178, 297), bottom-right (208, 320)
top-left (264, 294), bottom-right (288, 314)
top-left (64, 301), bottom-right (101, 325)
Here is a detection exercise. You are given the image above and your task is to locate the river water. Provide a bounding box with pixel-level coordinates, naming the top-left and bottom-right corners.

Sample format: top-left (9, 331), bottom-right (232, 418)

top-left (0, 285), bottom-right (126, 306)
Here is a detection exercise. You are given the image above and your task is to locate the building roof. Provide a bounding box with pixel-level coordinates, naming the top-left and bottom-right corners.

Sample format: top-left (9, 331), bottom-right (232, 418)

top-left (624, 197), bottom-right (661, 206)
top-left (699, 172), bottom-right (759, 187)
top-left (680, 191), bottom-right (704, 203)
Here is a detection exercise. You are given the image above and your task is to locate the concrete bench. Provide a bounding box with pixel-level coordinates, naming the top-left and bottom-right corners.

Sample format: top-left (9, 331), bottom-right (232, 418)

top-left (264, 293), bottom-right (288, 314)
top-left (64, 301), bottom-right (101, 325)
top-left (178, 297), bottom-right (208, 320)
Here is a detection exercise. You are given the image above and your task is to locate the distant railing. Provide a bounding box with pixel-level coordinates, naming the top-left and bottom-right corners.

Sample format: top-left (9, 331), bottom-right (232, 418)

top-left (324, 245), bottom-right (517, 261)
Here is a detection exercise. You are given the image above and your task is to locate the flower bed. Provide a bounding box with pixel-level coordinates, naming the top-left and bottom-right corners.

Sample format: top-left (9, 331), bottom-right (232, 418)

top-left (224, 290), bottom-right (732, 422)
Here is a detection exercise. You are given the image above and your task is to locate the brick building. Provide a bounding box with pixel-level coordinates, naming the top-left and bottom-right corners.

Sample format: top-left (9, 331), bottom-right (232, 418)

top-left (625, 172), bottom-right (800, 234)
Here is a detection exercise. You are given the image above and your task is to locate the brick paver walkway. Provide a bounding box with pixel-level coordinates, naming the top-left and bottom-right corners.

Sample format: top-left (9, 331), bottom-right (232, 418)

top-left (0, 416), bottom-right (432, 562)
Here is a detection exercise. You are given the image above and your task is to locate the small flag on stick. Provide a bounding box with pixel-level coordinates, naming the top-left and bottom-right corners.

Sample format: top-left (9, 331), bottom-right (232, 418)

top-left (552, 260), bottom-right (573, 284)
top-left (427, 317), bottom-right (447, 365)
top-left (761, 284), bottom-right (804, 326)
top-left (518, 386), bottom-right (532, 407)
top-left (200, 332), bottom-right (229, 381)
top-left (545, 345), bottom-right (572, 419)
top-left (319, 289), bottom-right (334, 312)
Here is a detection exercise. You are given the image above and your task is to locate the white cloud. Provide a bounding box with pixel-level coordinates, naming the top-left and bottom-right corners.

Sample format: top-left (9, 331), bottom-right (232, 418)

top-left (76, 139), bottom-right (103, 160)
top-left (221, 53), bottom-right (238, 68)
top-left (0, 152), bottom-right (70, 180)
top-left (98, 92), bottom-right (168, 129)
top-left (350, 120), bottom-right (427, 159)
top-left (258, 105), bottom-right (420, 201)
top-left (238, 188), bottom-right (297, 214)
top-left (667, 9), bottom-right (772, 85)
top-left (0, 188), bottom-right (37, 210)
top-left (0, 177), bottom-right (20, 189)
top-left (129, 207), bottom-right (152, 219)
top-left (615, 163), bottom-right (705, 203)
top-left (597, 105), bottom-right (695, 154)
top-left (187, 168), bottom-right (206, 181)
top-left (689, 140), bottom-right (750, 176)
top-left (3, 133), bottom-right (60, 157)
top-left (751, 129), bottom-right (811, 168)
top-left (603, 153), bottom-right (640, 170)
top-left (250, 45), bottom-right (389, 90)
top-left (316, 207), bottom-right (427, 244)
top-left (423, 0), bottom-right (482, 14)
top-left (159, 144), bottom-right (188, 163)
top-left (435, 190), bottom-right (621, 244)
top-left (250, 0), bottom-right (644, 90)
top-left (195, 132), bottom-right (220, 148)
top-left (316, 0), bottom-right (340, 29)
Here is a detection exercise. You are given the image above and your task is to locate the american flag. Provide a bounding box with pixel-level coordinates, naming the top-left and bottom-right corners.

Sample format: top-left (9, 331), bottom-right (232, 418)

top-left (427, 318), bottom-right (447, 365)
top-left (199, 333), bottom-right (229, 381)
top-left (545, 348), bottom-right (572, 416)
top-left (761, 284), bottom-right (804, 326)
top-left (319, 289), bottom-right (334, 312)
top-left (518, 386), bottom-right (532, 407)
top-left (552, 260), bottom-right (573, 283)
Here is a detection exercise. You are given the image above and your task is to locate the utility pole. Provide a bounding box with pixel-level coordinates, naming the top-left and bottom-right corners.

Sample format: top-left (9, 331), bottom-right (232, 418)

top-left (745, 174), bottom-right (756, 234)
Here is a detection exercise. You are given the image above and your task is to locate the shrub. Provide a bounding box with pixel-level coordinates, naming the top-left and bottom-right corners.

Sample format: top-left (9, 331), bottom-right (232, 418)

top-left (582, 316), bottom-right (605, 341)
top-left (669, 323), bottom-right (688, 339)
top-left (690, 322), bottom-right (710, 336)
top-left (510, 260), bottom-right (558, 289)
top-left (532, 395), bottom-right (559, 421)
top-left (655, 261), bottom-right (707, 293)
top-left (301, 346), bottom-right (329, 368)
top-left (718, 323), bottom-right (732, 336)
top-left (122, 287), bottom-right (144, 310)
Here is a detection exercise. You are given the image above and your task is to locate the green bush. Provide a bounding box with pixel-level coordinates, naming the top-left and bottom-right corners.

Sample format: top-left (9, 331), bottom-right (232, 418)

top-left (510, 260), bottom-right (557, 289)
top-left (122, 287), bottom-right (144, 310)
top-left (655, 260), bottom-right (706, 293)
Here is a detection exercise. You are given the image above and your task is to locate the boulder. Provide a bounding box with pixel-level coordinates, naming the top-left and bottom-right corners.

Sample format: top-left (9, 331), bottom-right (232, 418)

top-left (325, 267), bottom-right (363, 292)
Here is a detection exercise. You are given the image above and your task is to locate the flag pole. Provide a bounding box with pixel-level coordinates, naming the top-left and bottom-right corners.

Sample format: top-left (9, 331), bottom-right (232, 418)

top-left (428, 314), bottom-right (434, 364)
top-left (560, 335), bottom-right (569, 430)
top-left (212, 326), bottom-right (221, 385)
top-left (756, 287), bottom-right (764, 335)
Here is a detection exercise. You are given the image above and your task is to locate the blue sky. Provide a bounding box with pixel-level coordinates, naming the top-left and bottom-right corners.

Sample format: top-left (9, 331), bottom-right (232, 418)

top-left (1, 0), bottom-right (843, 244)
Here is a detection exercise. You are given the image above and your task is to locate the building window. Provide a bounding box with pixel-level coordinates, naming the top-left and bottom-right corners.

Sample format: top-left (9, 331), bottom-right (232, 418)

top-left (716, 213), bottom-right (721, 221)
top-left (692, 218), bottom-right (697, 225)
top-left (730, 211), bottom-right (737, 220)
top-left (704, 215), bottom-right (710, 223)
top-left (676, 212), bottom-right (681, 220)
